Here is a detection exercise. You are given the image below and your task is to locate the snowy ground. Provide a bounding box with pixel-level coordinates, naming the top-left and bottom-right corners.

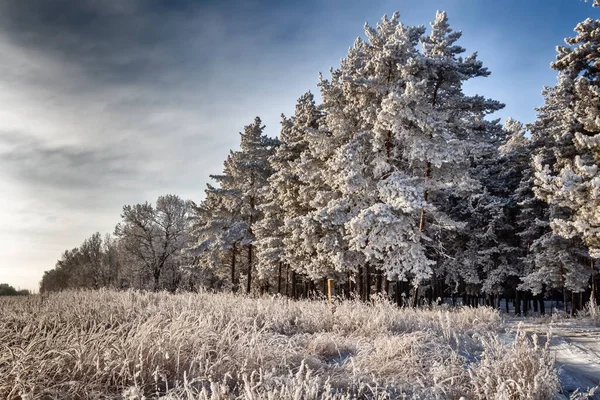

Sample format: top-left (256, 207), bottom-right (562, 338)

top-left (504, 317), bottom-right (600, 399)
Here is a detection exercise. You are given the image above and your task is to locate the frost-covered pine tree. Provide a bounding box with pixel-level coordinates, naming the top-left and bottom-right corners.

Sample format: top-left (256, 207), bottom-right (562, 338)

top-left (188, 153), bottom-right (248, 292)
top-left (510, 114), bottom-right (583, 307)
top-left (189, 117), bottom-right (277, 294)
top-left (254, 115), bottom-right (292, 292)
top-left (231, 117), bottom-right (279, 293)
top-left (441, 120), bottom-right (520, 303)
top-left (335, 11), bottom-right (503, 301)
top-left (312, 13), bottom-right (429, 298)
top-left (533, 17), bottom-right (600, 301)
top-left (255, 93), bottom-right (322, 293)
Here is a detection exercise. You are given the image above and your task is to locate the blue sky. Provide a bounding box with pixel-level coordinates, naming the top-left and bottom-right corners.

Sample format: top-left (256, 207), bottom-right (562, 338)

top-left (0, 0), bottom-right (597, 291)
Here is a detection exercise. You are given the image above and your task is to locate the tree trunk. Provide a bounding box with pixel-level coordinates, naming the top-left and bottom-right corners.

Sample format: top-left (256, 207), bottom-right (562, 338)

top-left (231, 244), bottom-right (238, 293)
top-left (364, 264), bottom-right (371, 302)
top-left (291, 270), bottom-right (297, 299)
top-left (515, 291), bottom-right (521, 316)
top-left (285, 265), bottom-right (289, 297)
top-left (411, 286), bottom-right (419, 307)
top-left (246, 243), bottom-right (253, 295)
top-left (277, 262), bottom-right (282, 294)
top-left (357, 268), bottom-right (364, 300)
top-left (153, 268), bottom-right (161, 292)
top-left (347, 271), bottom-right (352, 299)
top-left (376, 273), bottom-right (383, 294)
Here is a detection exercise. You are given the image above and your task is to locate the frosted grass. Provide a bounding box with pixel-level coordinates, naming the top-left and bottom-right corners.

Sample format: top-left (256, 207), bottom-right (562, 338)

top-left (0, 290), bottom-right (559, 399)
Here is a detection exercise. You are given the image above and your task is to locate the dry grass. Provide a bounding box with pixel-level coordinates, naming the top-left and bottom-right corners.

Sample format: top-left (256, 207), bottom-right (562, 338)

top-left (0, 290), bottom-right (559, 399)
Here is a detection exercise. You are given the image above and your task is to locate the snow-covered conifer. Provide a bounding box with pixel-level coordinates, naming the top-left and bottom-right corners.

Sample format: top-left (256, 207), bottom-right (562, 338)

top-left (188, 153), bottom-right (248, 292)
top-left (336, 11), bottom-right (503, 299)
top-left (189, 118), bottom-right (277, 294)
top-left (255, 93), bottom-right (322, 292)
top-left (533, 17), bottom-right (600, 284)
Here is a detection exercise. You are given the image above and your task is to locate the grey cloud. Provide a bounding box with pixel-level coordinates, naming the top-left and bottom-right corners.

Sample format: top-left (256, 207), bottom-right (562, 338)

top-left (0, 131), bottom-right (144, 194)
top-left (0, 0), bottom-right (316, 89)
top-left (0, 0), bottom-right (211, 86)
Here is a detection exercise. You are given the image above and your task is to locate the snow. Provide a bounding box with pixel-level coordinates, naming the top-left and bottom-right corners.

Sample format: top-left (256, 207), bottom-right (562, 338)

top-left (505, 318), bottom-right (600, 399)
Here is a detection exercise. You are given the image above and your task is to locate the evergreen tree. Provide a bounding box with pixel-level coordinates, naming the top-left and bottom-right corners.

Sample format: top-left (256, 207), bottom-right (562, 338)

top-left (190, 118), bottom-right (277, 294)
top-left (337, 11), bottom-right (503, 302)
top-left (189, 153), bottom-right (248, 292)
top-left (255, 93), bottom-right (321, 293)
top-left (533, 17), bottom-right (600, 303)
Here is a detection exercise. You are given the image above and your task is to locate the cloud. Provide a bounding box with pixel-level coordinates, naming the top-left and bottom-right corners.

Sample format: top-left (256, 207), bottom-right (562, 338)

top-left (0, 131), bottom-right (141, 193)
top-left (0, 0), bottom-right (201, 84)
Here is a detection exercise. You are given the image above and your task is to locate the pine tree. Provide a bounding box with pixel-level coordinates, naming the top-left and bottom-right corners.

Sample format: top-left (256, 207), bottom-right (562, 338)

top-left (312, 13), bottom-right (427, 298)
top-left (190, 118), bottom-right (278, 294)
top-left (337, 11), bottom-right (504, 302)
top-left (233, 118), bottom-right (279, 293)
top-left (255, 93), bottom-right (322, 293)
top-left (188, 153), bottom-right (248, 292)
top-left (532, 17), bottom-right (600, 304)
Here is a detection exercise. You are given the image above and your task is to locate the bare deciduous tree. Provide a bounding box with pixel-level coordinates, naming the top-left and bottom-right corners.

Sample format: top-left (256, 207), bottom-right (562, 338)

top-left (115, 194), bottom-right (189, 291)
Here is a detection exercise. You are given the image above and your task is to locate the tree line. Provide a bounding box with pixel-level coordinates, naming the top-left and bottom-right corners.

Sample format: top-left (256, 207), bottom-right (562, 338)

top-left (0, 284), bottom-right (30, 296)
top-left (41, 6), bottom-right (600, 314)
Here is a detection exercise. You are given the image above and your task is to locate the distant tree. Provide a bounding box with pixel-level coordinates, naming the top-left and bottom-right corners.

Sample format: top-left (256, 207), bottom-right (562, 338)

top-left (40, 232), bottom-right (122, 292)
top-left (102, 233), bottom-right (121, 287)
top-left (232, 117), bottom-right (279, 293)
top-left (115, 194), bottom-right (189, 291)
top-left (0, 284), bottom-right (29, 296)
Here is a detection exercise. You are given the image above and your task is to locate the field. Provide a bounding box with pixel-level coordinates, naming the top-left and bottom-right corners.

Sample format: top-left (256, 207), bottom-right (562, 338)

top-left (0, 291), bottom-right (561, 399)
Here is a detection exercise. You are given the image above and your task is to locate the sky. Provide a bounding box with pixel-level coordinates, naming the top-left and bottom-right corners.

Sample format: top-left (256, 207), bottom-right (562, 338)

top-left (0, 0), bottom-right (597, 291)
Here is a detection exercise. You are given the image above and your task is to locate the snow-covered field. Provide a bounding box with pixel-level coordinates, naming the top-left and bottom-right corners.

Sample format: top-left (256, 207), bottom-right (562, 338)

top-left (4, 290), bottom-right (599, 399)
top-left (504, 316), bottom-right (600, 399)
